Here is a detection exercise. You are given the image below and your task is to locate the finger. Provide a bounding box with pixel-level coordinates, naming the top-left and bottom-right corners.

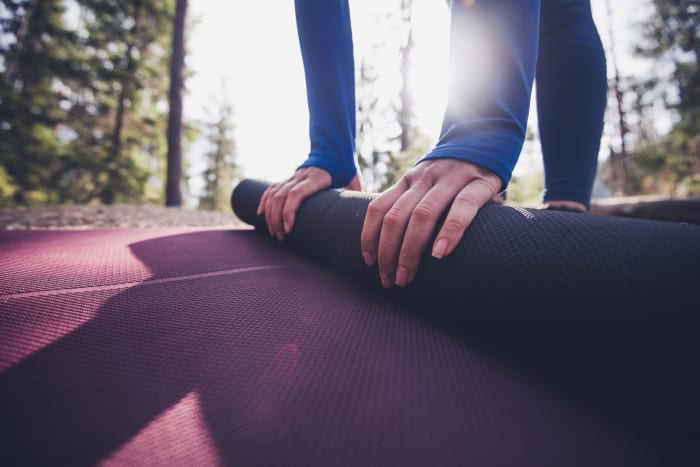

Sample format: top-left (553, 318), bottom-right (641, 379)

top-left (257, 180), bottom-right (282, 217)
top-left (264, 181), bottom-right (287, 238)
top-left (257, 187), bottom-right (269, 216)
top-left (261, 183), bottom-right (282, 236)
top-left (269, 181), bottom-right (295, 241)
top-left (281, 177), bottom-right (323, 235)
top-left (395, 185), bottom-right (459, 287)
top-left (375, 179), bottom-right (431, 288)
top-left (432, 178), bottom-right (496, 259)
top-left (360, 178), bottom-right (408, 268)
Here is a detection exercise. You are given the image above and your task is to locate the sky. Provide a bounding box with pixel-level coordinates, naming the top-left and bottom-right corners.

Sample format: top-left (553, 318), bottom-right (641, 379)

top-left (184, 0), bottom-right (659, 198)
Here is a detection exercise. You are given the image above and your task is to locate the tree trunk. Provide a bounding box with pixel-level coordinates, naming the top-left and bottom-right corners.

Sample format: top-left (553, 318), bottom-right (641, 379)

top-left (4, 0), bottom-right (41, 82)
top-left (103, 1), bottom-right (142, 204)
top-left (111, 36), bottom-right (137, 170)
top-left (398, 0), bottom-right (414, 152)
top-left (165, 0), bottom-right (188, 207)
top-left (605, 0), bottom-right (630, 195)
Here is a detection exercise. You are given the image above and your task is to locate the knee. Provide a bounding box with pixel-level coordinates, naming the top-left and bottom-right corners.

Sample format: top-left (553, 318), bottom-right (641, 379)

top-left (541, 0), bottom-right (603, 52)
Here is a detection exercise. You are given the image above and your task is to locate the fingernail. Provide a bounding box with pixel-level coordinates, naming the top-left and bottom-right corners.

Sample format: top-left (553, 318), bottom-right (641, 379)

top-left (362, 251), bottom-right (374, 266)
top-left (284, 221), bottom-right (291, 234)
top-left (395, 267), bottom-right (408, 287)
top-left (432, 238), bottom-right (448, 259)
top-left (380, 273), bottom-right (393, 288)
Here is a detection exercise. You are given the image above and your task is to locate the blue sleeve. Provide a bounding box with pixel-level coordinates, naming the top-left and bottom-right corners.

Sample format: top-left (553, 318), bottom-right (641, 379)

top-left (421, 0), bottom-right (542, 190)
top-left (295, 0), bottom-right (358, 188)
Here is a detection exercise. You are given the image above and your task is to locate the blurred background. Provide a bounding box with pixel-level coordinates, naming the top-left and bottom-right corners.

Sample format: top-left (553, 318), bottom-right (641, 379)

top-left (1, 0), bottom-right (698, 214)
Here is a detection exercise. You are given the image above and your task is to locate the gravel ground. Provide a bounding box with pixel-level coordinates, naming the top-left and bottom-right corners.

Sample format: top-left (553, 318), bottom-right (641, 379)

top-left (0, 204), bottom-right (244, 230)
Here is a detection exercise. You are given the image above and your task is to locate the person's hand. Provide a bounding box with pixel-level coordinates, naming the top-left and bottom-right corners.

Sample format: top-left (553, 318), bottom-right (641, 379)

top-left (360, 159), bottom-right (501, 288)
top-left (257, 166), bottom-right (361, 241)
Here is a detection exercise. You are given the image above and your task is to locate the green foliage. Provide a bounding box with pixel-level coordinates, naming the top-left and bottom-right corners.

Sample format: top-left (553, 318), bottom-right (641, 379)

top-left (637, 0), bottom-right (700, 134)
top-left (506, 172), bottom-right (544, 206)
top-left (0, 165), bottom-right (19, 205)
top-left (377, 133), bottom-right (430, 191)
top-left (630, 130), bottom-right (700, 195)
top-left (0, 0), bottom-right (178, 206)
top-left (626, 0), bottom-right (700, 195)
top-left (198, 97), bottom-right (239, 212)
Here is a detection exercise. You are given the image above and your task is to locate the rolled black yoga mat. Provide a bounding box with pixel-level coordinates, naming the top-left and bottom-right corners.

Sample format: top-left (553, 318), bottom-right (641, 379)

top-left (232, 179), bottom-right (700, 356)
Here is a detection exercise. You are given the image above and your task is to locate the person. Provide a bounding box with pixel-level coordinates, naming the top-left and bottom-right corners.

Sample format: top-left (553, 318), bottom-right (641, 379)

top-left (257, 0), bottom-right (607, 289)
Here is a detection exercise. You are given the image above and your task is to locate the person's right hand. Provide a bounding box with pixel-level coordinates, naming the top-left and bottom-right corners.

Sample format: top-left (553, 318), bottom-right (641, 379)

top-left (257, 167), bottom-right (361, 241)
top-left (360, 158), bottom-right (501, 288)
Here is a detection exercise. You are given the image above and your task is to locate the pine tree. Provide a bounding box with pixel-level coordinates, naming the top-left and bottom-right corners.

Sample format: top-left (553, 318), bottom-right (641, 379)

top-left (0, 0), bottom-right (81, 205)
top-left (0, 0), bottom-right (178, 206)
top-left (78, 0), bottom-right (176, 204)
top-left (639, 0), bottom-right (699, 134)
top-left (628, 0), bottom-right (700, 195)
top-left (198, 98), bottom-right (238, 212)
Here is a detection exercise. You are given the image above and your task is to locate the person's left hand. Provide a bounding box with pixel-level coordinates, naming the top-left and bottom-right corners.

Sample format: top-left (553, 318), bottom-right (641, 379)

top-left (360, 158), bottom-right (501, 288)
top-left (257, 166), bottom-right (361, 242)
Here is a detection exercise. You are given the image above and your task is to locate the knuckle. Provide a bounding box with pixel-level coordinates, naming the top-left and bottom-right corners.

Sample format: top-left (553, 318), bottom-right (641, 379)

top-left (382, 208), bottom-right (404, 229)
top-left (411, 202), bottom-right (438, 222)
top-left (443, 217), bottom-right (466, 234)
top-left (288, 184), bottom-right (300, 193)
top-left (272, 190), bottom-right (286, 203)
top-left (288, 186), bottom-right (303, 199)
top-left (455, 191), bottom-right (480, 206)
top-left (399, 245), bottom-right (419, 263)
top-left (367, 198), bottom-right (385, 216)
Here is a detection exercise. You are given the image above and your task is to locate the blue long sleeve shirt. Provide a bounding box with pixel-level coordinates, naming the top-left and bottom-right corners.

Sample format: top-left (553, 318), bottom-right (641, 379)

top-left (295, 0), bottom-right (536, 190)
top-left (295, 0), bottom-right (358, 188)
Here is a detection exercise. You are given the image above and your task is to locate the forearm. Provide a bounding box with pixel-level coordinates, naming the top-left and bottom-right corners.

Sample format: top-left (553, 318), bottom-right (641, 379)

top-left (295, 0), bottom-right (358, 188)
top-left (421, 0), bottom-right (542, 190)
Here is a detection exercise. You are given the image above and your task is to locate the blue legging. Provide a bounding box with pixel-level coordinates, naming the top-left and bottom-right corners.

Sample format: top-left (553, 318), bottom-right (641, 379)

top-left (295, 0), bottom-right (607, 208)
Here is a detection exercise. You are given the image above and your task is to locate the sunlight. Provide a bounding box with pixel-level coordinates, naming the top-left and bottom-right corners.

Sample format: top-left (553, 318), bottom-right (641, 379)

top-left (102, 391), bottom-right (222, 466)
top-left (443, 10), bottom-right (500, 119)
top-left (186, 0), bottom-right (307, 186)
top-left (187, 0), bottom-right (451, 188)
top-left (185, 0), bottom-right (639, 192)
top-left (408, 0), bottom-right (450, 140)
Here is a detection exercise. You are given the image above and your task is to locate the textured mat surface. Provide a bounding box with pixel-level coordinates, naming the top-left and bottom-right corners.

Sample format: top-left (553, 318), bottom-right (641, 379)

top-left (233, 179), bottom-right (700, 359)
top-left (0, 227), bottom-right (697, 465)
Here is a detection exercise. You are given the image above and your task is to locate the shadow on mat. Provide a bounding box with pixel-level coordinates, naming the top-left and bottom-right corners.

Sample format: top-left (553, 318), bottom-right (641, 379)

top-left (1, 230), bottom-right (307, 465)
top-left (1, 230), bottom-right (697, 465)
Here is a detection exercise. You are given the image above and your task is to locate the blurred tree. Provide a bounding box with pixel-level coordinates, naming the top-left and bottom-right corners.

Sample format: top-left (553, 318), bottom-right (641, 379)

top-left (604, 0), bottom-right (631, 195)
top-left (0, 0), bottom-right (178, 206)
top-left (198, 96), bottom-right (238, 212)
top-left (398, 0), bottom-right (415, 153)
top-left (166, 0), bottom-right (187, 207)
top-left (356, 0), bottom-right (422, 192)
top-left (0, 0), bottom-right (80, 205)
top-left (506, 172), bottom-right (545, 206)
top-left (80, 0), bottom-right (175, 203)
top-left (624, 0), bottom-right (700, 195)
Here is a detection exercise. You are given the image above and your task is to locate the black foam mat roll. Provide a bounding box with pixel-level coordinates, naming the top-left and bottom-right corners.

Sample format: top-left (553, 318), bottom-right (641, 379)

top-left (232, 179), bottom-right (700, 356)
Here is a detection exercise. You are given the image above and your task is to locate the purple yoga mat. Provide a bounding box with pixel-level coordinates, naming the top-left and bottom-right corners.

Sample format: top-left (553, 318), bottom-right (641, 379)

top-left (0, 228), bottom-right (695, 465)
